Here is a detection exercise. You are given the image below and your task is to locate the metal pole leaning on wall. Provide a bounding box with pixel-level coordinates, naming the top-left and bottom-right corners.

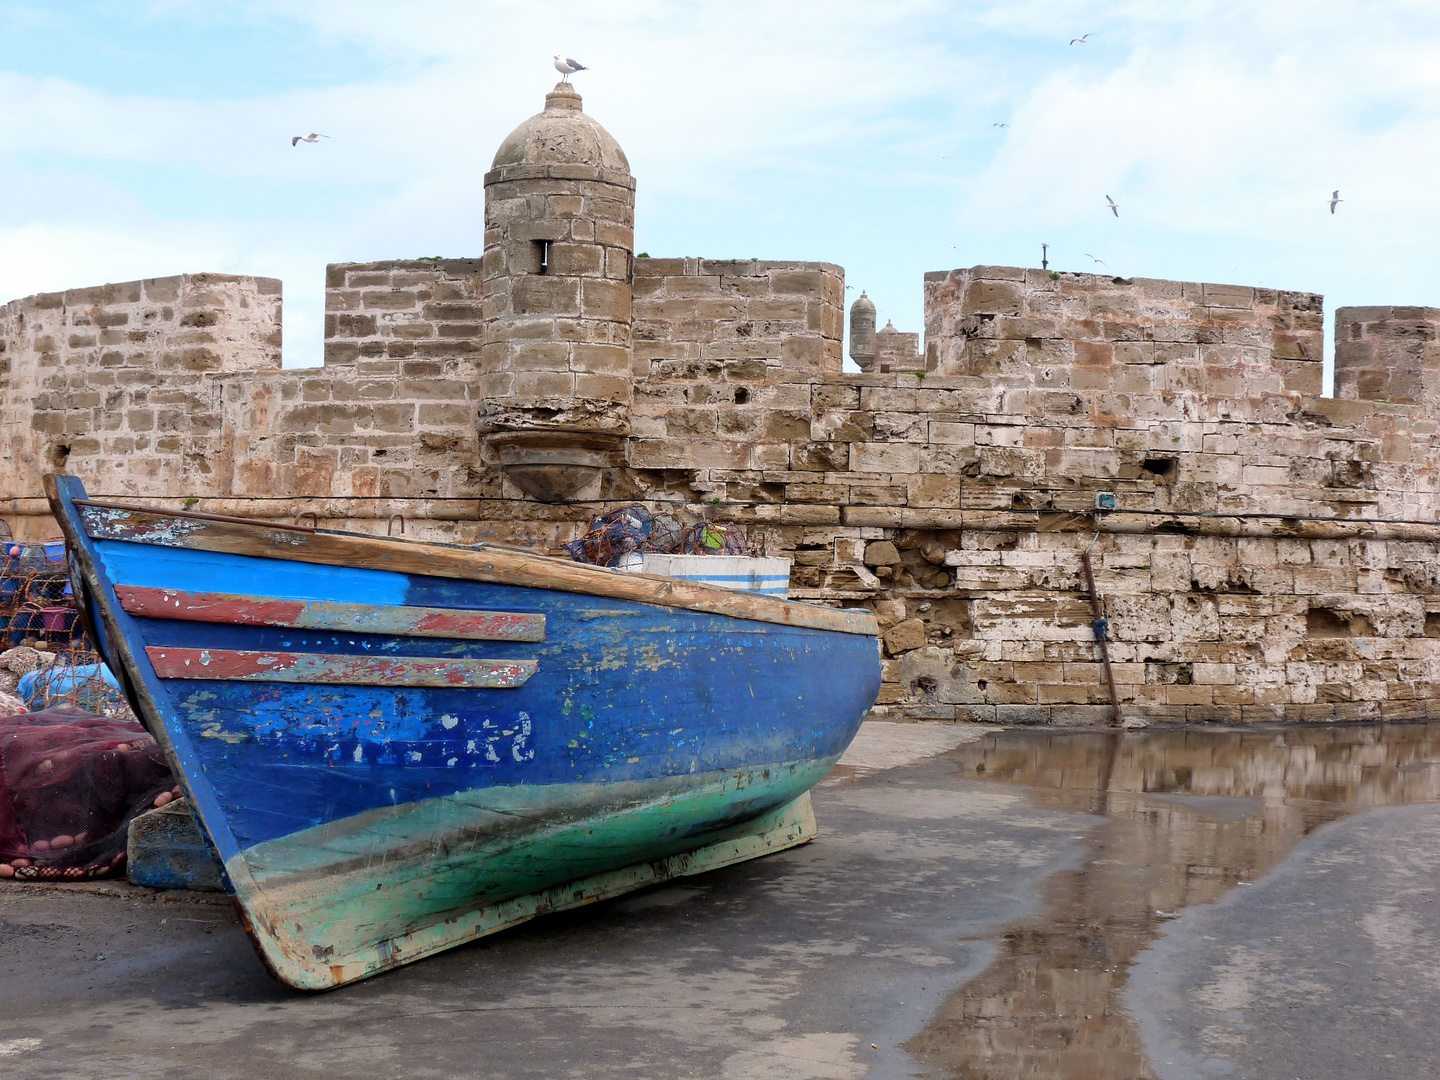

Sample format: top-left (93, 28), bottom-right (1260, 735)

top-left (1080, 550), bottom-right (1124, 728)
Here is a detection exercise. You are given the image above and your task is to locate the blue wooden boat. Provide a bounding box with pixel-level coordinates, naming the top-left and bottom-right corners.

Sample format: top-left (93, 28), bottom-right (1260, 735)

top-left (45, 476), bottom-right (880, 989)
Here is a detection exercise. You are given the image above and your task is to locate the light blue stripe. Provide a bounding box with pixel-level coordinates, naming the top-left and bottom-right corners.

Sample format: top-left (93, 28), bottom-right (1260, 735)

top-left (95, 540), bottom-right (410, 607)
top-left (666, 574), bottom-right (790, 583)
top-left (664, 574), bottom-right (789, 596)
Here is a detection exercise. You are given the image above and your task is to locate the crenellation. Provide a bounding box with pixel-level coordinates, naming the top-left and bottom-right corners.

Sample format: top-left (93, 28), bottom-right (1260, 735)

top-left (7, 92), bottom-right (1440, 727)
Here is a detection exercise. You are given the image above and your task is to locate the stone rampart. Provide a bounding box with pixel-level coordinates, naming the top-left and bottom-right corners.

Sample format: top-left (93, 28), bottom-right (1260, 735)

top-left (633, 258), bottom-right (844, 377)
top-left (616, 267), bottom-right (1440, 725)
top-left (925, 266), bottom-right (1323, 396)
top-left (323, 259), bottom-right (483, 371)
top-left (0, 267), bottom-right (488, 539)
top-left (0, 274), bottom-right (281, 510)
top-left (7, 261), bottom-right (1440, 725)
top-left (1334, 305), bottom-right (1440, 407)
top-left (873, 321), bottom-right (920, 372)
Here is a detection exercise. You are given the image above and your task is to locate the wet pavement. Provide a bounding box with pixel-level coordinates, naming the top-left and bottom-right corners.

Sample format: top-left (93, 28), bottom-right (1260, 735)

top-left (915, 723), bottom-right (1440, 1079)
top-left (1, 721), bottom-right (1439, 1078)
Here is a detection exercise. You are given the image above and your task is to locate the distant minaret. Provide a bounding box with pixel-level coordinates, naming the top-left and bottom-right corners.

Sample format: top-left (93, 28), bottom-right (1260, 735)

top-left (848, 291), bottom-right (877, 372)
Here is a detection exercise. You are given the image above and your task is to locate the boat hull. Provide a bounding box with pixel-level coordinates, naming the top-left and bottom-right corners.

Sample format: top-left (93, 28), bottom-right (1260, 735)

top-left (46, 477), bottom-right (881, 989)
top-left (243, 779), bottom-right (821, 989)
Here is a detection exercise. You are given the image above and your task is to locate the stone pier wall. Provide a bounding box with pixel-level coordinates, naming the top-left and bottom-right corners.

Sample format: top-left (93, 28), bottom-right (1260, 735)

top-left (6, 263), bottom-right (1440, 726)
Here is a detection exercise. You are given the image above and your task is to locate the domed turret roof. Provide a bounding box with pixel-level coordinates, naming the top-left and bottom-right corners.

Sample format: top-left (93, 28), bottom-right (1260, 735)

top-left (850, 291), bottom-right (875, 314)
top-left (491, 83), bottom-right (630, 173)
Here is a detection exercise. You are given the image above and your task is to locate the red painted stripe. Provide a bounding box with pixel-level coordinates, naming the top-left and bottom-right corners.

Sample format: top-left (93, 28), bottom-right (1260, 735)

top-left (145, 647), bottom-right (536, 688)
top-left (115, 585), bottom-right (545, 642)
top-left (120, 587), bottom-right (307, 625)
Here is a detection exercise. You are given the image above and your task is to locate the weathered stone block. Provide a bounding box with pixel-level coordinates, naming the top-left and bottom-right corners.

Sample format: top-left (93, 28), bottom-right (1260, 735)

top-left (513, 276), bottom-right (581, 316)
top-left (573, 373), bottom-right (631, 402)
top-left (768, 269), bottom-right (827, 297)
top-left (962, 281), bottom-right (1023, 316)
top-left (864, 541), bottom-right (901, 566)
top-left (883, 618), bottom-right (927, 654)
top-left (851, 442), bottom-right (921, 474)
top-left (362, 290), bottom-right (419, 310)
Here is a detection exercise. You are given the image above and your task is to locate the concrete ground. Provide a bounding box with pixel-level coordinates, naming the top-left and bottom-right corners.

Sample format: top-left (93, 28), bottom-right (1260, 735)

top-left (0, 721), bottom-right (1438, 1079)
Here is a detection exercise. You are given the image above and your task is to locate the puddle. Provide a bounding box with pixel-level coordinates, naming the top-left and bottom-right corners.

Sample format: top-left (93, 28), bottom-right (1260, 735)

top-left (904, 722), bottom-right (1440, 1079)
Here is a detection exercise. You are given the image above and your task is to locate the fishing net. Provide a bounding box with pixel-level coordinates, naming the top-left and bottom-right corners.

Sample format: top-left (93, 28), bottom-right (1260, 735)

top-left (563, 505), bottom-right (684, 568)
top-left (679, 521), bottom-right (748, 556)
top-left (0, 708), bottom-right (179, 881)
top-left (0, 536), bottom-right (168, 882)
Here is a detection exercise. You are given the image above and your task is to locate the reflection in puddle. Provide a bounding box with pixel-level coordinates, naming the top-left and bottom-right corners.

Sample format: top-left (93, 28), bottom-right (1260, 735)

top-left (906, 723), bottom-right (1440, 1080)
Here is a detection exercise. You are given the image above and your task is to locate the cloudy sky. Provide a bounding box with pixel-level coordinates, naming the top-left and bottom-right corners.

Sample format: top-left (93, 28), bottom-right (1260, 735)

top-left (2, 1), bottom-right (1436, 374)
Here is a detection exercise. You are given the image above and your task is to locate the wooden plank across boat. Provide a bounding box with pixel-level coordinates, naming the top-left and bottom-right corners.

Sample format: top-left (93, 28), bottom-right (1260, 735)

top-left (45, 476), bottom-right (881, 990)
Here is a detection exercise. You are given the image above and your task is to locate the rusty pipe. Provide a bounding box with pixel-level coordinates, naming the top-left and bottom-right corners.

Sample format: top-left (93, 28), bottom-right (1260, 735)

top-left (1081, 549), bottom-right (1124, 728)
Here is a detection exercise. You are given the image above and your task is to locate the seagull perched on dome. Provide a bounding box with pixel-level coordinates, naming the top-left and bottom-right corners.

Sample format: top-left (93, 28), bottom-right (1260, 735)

top-left (553, 54), bottom-right (588, 82)
top-left (291, 133), bottom-right (329, 146)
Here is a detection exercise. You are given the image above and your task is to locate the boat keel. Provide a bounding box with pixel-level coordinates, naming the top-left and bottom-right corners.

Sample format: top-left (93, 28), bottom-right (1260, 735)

top-left (250, 791), bottom-right (819, 991)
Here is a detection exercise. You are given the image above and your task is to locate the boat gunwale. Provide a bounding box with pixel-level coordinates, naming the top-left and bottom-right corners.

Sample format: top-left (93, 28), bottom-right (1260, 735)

top-left (69, 491), bottom-right (878, 637)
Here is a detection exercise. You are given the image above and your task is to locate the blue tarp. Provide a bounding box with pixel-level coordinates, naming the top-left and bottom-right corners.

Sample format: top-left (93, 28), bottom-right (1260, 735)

top-left (19, 664), bottom-right (122, 712)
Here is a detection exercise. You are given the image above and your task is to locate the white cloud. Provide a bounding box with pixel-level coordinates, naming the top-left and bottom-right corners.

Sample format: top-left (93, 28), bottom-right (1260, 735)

top-left (1, 0), bottom-right (1437, 374)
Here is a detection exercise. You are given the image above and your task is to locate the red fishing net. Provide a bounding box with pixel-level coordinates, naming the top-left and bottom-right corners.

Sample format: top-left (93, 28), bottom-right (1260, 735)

top-left (0, 708), bottom-right (178, 881)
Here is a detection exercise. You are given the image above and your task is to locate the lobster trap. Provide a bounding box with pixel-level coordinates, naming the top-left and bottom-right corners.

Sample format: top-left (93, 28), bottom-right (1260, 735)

top-left (1, 540), bottom-right (132, 718)
top-left (1, 540), bottom-right (84, 652)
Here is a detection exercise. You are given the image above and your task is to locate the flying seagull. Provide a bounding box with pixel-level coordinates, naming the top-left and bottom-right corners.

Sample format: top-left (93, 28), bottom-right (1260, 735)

top-left (993, 122), bottom-right (1009, 128)
top-left (1084, 253), bottom-right (1107, 267)
top-left (1041, 243), bottom-right (1049, 270)
top-left (1070, 33), bottom-right (1092, 44)
top-left (553, 54), bottom-right (588, 81)
top-left (291, 133), bottom-right (329, 146)
top-left (1329, 189), bottom-right (1343, 214)
top-left (1105, 194), bottom-right (1119, 217)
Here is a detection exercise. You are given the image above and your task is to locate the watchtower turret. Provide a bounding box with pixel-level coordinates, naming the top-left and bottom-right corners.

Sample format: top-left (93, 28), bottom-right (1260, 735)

top-left (479, 83), bottom-right (636, 500)
top-left (848, 291), bottom-right (877, 372)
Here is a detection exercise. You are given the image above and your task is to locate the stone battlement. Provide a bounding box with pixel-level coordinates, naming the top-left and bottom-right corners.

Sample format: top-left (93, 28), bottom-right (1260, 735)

top-left (5, 85), bottom-right (1440, 728)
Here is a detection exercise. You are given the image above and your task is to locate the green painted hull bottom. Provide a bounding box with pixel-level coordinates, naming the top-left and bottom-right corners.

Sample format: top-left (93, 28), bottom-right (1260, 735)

top-left (227, 761), bottom-right (831, 990)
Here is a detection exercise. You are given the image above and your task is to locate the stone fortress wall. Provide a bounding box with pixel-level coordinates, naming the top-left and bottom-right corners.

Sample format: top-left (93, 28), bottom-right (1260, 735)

top-left (5, 83), bottom-right (1440, 727)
